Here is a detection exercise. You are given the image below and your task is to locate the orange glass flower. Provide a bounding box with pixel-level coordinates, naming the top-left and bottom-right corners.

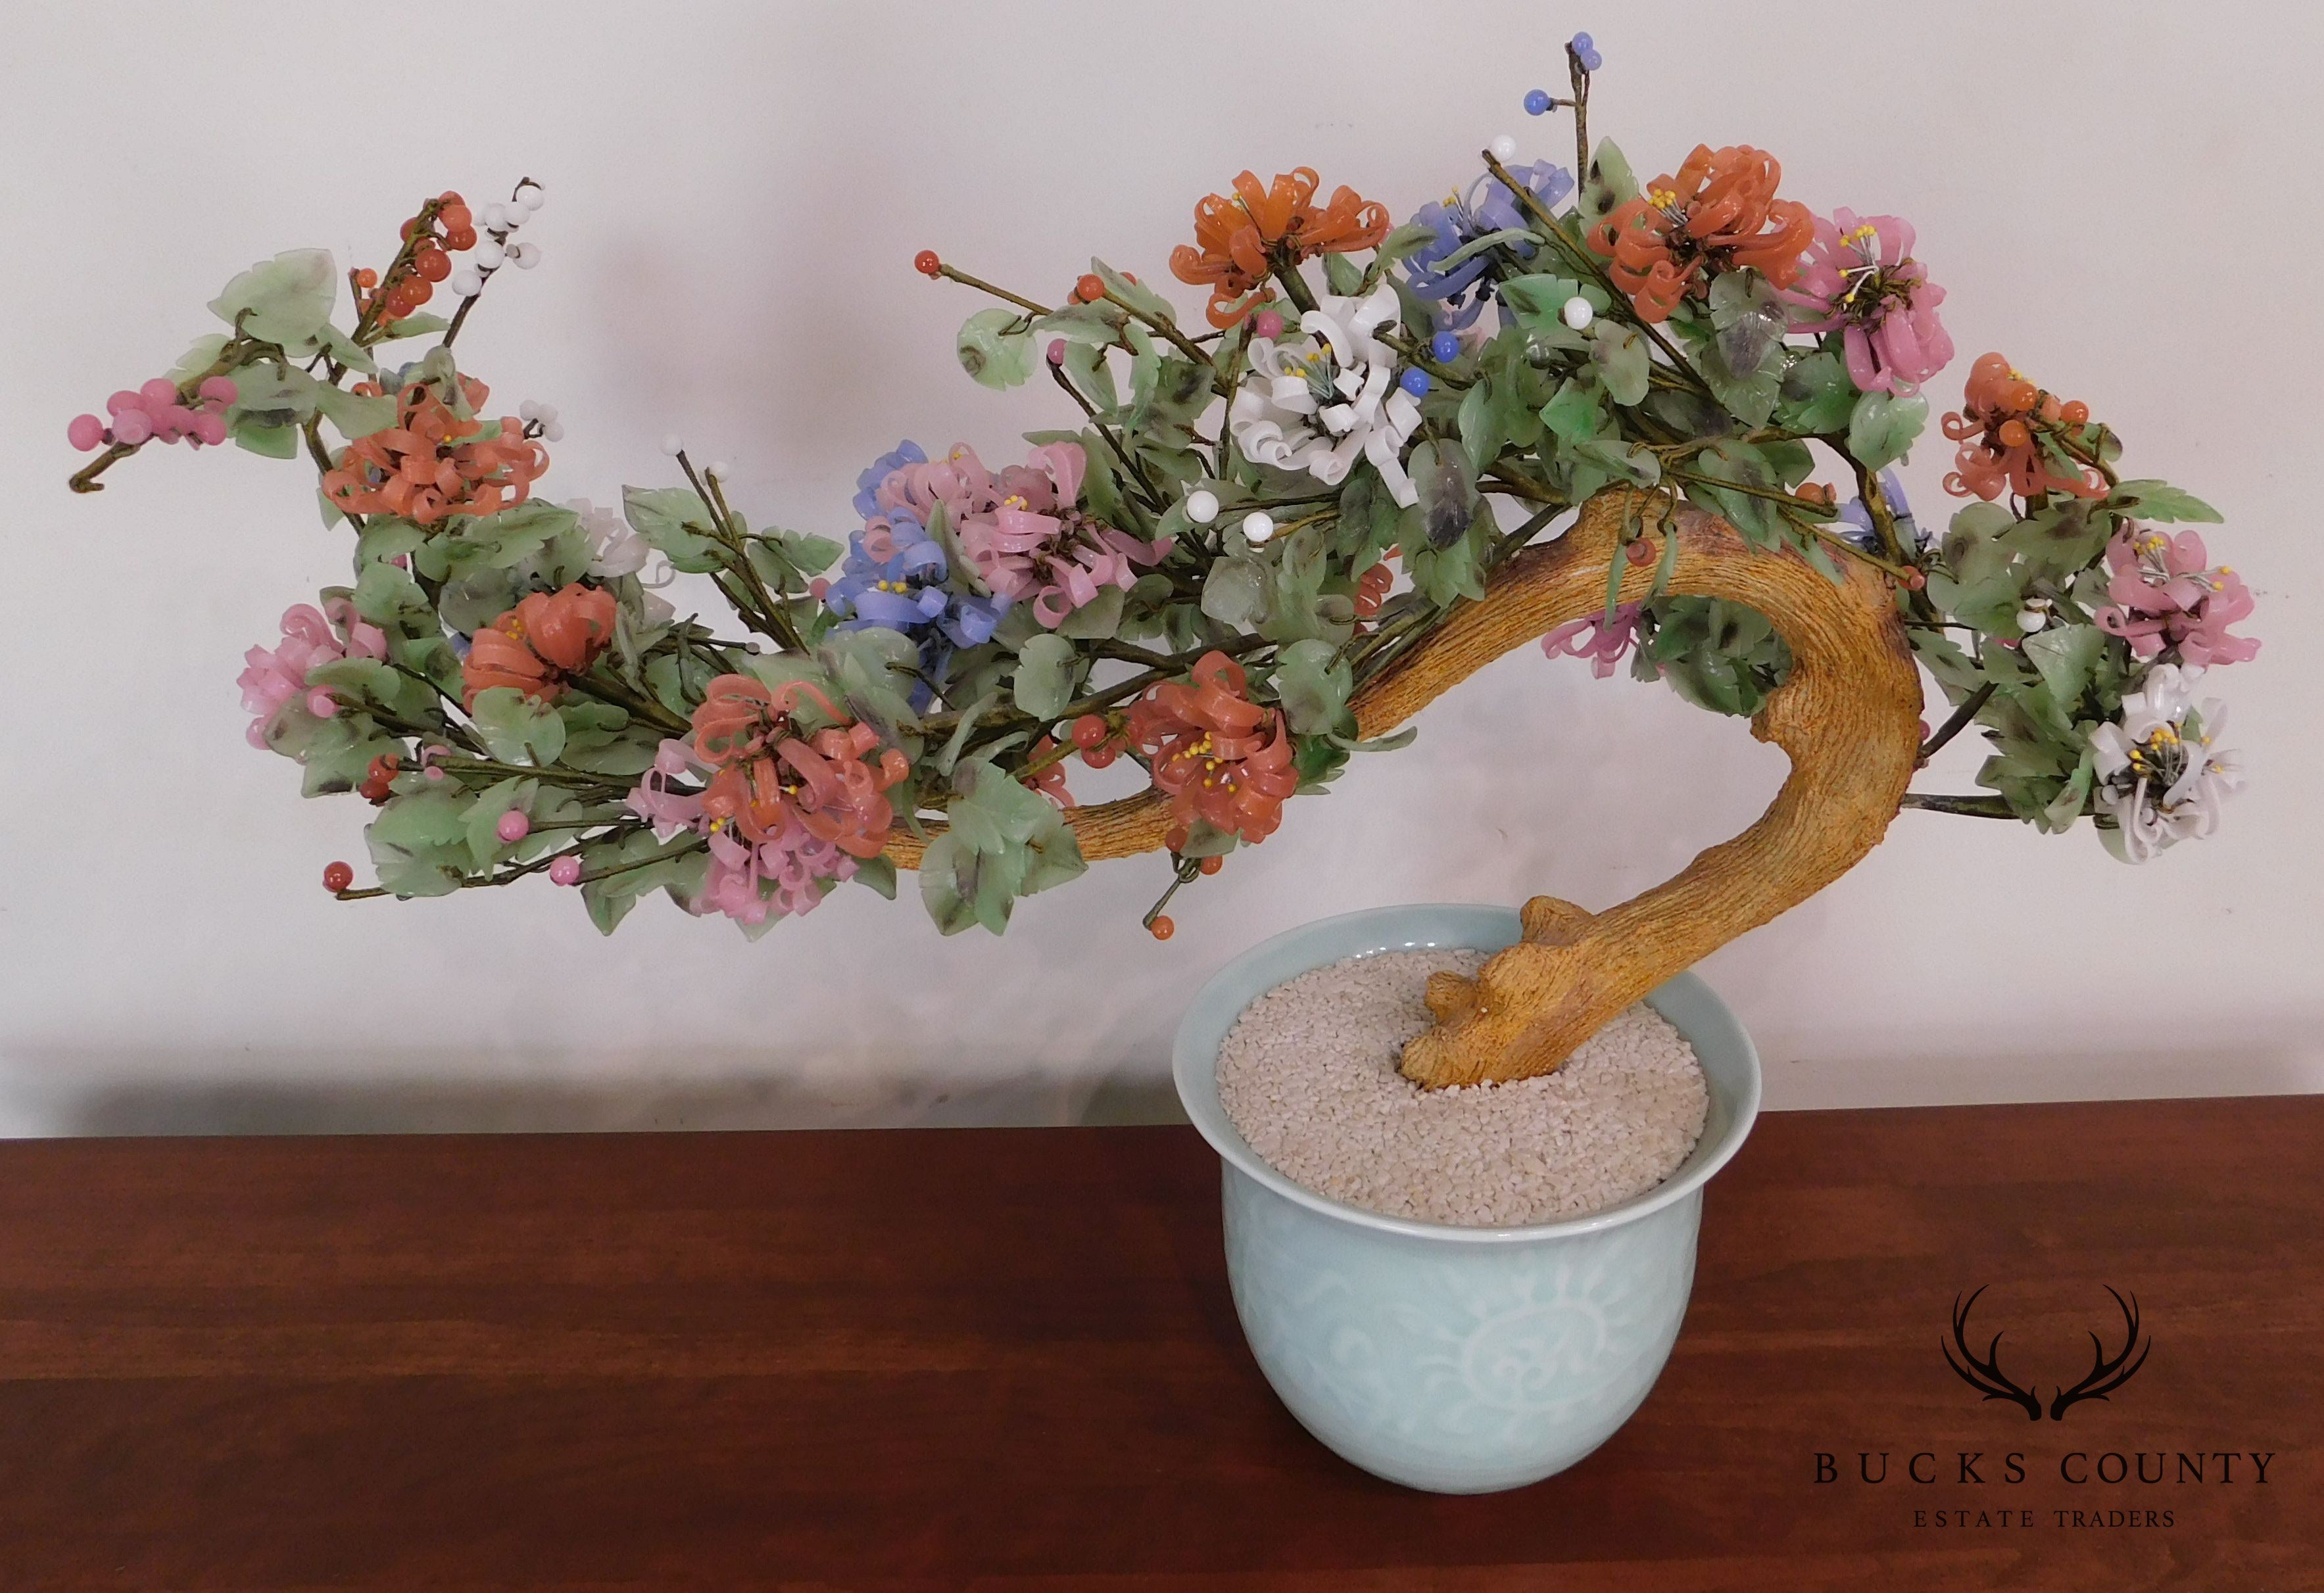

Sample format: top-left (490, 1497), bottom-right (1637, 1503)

top-left (322, 376), bottom-right (546, 525)
top-left (459, 583), bottom-right (619, 709)
top-left (697, 702), bottom-right (909, 859)
top-left (1024, 736), bottom-right (1075, 810)
top-left (1169, 168), bottom-right (1390, 329)
top-left (1941, 352), bottom-right (2104, 501)
top-left (1125, 650), bottom-right (1300, 849)
top-left (1586, 146), bottom-right (1814, 322)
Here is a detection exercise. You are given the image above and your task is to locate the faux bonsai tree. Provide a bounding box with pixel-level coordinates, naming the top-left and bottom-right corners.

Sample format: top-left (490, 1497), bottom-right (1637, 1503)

top-left (65, 35), bottom-right (2252, 1085)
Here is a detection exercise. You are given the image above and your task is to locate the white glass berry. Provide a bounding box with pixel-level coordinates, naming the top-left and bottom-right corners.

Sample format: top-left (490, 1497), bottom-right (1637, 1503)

top-left (1242, 510), bottom-right (1276, 545)
top-left (1561, 295), bottom-right (1595, 331)
top-left (1184, 488), bottom-right (1220, 525)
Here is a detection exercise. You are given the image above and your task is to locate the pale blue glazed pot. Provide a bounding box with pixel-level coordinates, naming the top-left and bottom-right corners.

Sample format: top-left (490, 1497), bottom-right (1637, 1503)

top-left (1172, 903), bottom-right (1762, 1494)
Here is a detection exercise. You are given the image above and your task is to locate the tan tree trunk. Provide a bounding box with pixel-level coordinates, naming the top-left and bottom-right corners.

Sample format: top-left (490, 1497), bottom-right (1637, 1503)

top-left (886, 490), bottom-right (1925, 1089)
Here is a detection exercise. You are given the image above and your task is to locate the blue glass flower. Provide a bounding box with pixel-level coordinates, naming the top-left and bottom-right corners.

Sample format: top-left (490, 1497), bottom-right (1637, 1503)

top-left (1834, 470), bottom-right (1925, 554)
top-left (851, 439), bottom-right (927, 520)
top-left (823, 500), bottom-right (1009, 709)
top-left (1401, 160), bottom-right (1576, 329)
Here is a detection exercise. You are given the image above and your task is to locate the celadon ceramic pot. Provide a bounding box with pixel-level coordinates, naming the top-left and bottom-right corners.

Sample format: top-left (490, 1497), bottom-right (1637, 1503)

top-left (1172, 903), bottom-right (1763, 1494)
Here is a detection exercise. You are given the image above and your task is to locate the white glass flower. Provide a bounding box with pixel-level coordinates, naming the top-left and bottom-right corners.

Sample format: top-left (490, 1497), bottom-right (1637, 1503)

top-left (567, 496), bottom-right (648, 578)
top-left (1229, 283), bottom-right (1423, 506)
top-left (2088, 663), bottom-right (2242, 863)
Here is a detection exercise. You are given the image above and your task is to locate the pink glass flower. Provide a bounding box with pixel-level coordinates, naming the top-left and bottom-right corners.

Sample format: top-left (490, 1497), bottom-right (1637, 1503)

top-left (956, 443), bottom-right (1170, 627)
top-left (2094, 527), bottom-right (2259, 667)
top-left (1785, 210), bottom-right (1953, 394)
top-left (1541, 602), bottom-right (1646, 679)
top-left (697, 822), bottom-right (859, 925)
top-left (238, 598), bottom-right (387, 748)
top-left (625, 727), bottom-right (902, 928)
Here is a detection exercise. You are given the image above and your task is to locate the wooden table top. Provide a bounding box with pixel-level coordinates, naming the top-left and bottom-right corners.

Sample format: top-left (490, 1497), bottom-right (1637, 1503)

top-left (1, 1095), bottom-right (2317, 1591)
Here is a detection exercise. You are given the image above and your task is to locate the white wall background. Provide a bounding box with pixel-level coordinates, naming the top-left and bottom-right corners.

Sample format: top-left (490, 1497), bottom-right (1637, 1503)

top-left (3, 0), bottom-right (2319, 1135)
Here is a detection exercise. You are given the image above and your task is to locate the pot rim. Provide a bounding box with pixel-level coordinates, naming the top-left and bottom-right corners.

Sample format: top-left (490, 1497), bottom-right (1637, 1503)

top-left (1171, 901), bottom-right (1763, 1247)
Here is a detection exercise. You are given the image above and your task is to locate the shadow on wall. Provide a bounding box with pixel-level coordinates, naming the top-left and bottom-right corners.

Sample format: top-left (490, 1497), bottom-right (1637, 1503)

top-left (1763, 1041), bottom-right (2320, 1112)
top-left (1, 1052), bottom-right (1189, 1137)
top-left (5, 1033), bottom-right (2316, 1137)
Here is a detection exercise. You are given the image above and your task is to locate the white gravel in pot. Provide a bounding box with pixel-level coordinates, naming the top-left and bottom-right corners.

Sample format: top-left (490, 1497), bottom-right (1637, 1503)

top-left (1217, 949), bottom-right (1709, 1227)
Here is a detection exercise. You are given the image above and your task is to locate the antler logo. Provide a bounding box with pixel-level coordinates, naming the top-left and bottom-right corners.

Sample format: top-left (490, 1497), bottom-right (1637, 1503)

top-left (1943, 1286), bottom-right (2152, 1421)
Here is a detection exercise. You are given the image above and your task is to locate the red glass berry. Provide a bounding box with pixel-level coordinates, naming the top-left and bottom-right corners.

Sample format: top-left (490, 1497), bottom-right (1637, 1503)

top-left (415, 249), bottom-right (451, 283)
top-left (1075, 273), bottom-right (1105, 304)
top-left (2060, 400), bottom-right (2090, 425)
top-left (1070, 714), bottom-right (1109, 749)
top-left (438, 190), bottom-right (465, 207)
top-left (1198, 855), bottom-right (1223, 876)
top-left (1997, 419), bottom-right (2030, 448)
top-left (1624, 536), bottom-right (1655, 565)
top-left (354, 268), bottom-right (378, 289)
top-left (445, 226), bottom-right (477, 251)
top-left (1900, 567), bottom-right (1927, 590)
top-left (914, 250), bottom-right (942, 277)
top-left (322, 861), bottom-right (354, 893)
top-left (1149, 915), bottom-right (1175, 941)
top-left (1081, 744), bottom-right (1118, 769)
top-left (439, 202), bottom-right (473, 232)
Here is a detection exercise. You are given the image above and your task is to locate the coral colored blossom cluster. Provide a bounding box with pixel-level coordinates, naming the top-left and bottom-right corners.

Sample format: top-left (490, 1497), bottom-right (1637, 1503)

top-left (322, 376), bottom-right (546, 524)
top-left (1940, 353), bottom-right (2106, 502)
top-left (460, 584), bottom-right (619, 708)
top-left (1587, 145), bottom-right (1814, 321)
top-left (623, 676), bottom-right (910, 925)
top-left (1126, 652), bottom-right (1299, 852)
top-left (1169, 168), bottom-right (1391, 327)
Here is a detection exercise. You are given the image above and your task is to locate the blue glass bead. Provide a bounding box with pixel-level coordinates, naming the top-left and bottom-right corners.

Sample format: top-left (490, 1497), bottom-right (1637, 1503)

top-left (1428, 331), bottom-right (1460, 363)
top-left (1524, 88), bottom-right (1553, 116)
top-left (1399, 369), bottom-right (1432, 398)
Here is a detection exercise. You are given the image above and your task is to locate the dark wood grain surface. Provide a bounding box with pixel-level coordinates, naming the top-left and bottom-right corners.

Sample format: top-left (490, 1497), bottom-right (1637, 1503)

top-left (0, 1096), bottom-right (2317, 1591)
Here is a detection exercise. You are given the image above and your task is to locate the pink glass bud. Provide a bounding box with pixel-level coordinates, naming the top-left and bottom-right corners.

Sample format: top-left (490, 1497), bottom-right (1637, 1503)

top-left (110, 409), bottom-right (153, 445)
top-left (305, 688), bottom-right (337, 718)
top-left (495, 810), bottom-right (531, 844)
top-left (197, 375), bottom-right (239, 405)
top-left (1046, 338), bottom-right (1067, 365)
top-left (105, 389), bottom-right (143, 417)
top-left (1252, 310), bottom-right (1285, 341)
top-left (548, 855), bottom-right (583, 886)
top-left (67, 414), bottom-right (105, 452)
top-left (192, 412), bottom-right (228, 446)
top-left (424, 765), bottom-right (447, 782)
top-left (139, 377), bottom-right (180, 408)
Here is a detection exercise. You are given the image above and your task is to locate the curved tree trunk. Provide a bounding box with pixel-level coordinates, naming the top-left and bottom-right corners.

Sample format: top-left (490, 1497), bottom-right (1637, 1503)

top-left (886, 490), bottom-right (1925, 1089)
